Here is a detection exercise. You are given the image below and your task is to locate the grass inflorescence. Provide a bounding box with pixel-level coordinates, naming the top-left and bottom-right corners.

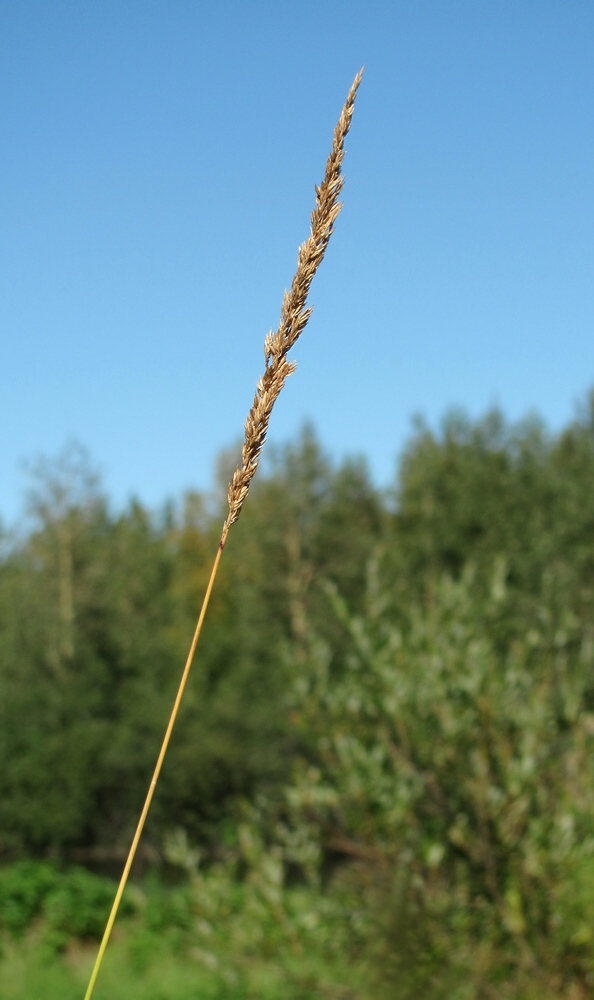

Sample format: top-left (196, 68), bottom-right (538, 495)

top-left (83, 69), bottom-right (363, 1000)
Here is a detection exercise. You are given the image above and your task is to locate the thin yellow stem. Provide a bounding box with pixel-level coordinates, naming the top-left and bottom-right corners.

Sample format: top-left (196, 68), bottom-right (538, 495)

top-left (82, 68), bottom-right (362, 1000)
top-left (83, 530), bottom-right (228, 1000)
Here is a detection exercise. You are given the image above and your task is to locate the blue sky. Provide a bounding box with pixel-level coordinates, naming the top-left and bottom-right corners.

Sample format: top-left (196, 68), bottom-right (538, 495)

top-left (2, 1), bottom-right (593, 525)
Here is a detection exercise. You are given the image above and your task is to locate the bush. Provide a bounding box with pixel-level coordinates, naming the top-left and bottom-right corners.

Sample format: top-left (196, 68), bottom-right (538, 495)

top-left (0, 861), bottom-right (133, 945)
top-left (0, 861), bottom-right (59, 934)
top-left (282, 562), bottom-right (594, 997)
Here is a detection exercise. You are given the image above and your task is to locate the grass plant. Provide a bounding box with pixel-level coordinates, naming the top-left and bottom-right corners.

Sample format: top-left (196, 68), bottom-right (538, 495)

top-left (83, 69), bottom-right (363, 1000)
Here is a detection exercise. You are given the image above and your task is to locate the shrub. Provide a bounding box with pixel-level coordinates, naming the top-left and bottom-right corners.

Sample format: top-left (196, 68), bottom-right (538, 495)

top-left (0, 861), bottom-right (59, 934)
top-left (0, 861), bottom-right (133, 945)
top-left (283, 562), bottom-right (594, 997)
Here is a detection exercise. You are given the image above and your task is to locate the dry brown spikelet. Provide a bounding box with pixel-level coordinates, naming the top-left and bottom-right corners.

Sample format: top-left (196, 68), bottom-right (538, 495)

top-left (223, 68), bottom-right (363, 537)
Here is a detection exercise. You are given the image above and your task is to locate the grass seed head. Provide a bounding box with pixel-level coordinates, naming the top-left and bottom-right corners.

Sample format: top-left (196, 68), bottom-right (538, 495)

top-left (224, 69), bottom-right (363, 535)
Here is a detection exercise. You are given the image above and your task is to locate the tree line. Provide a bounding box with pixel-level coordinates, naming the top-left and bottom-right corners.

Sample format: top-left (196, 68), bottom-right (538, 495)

top-left (1, 395), bottom-right (594, 865)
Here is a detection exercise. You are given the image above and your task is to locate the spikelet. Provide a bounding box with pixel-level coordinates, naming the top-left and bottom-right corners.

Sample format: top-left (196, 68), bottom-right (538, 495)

top-left (223, 68), bottom-right (363, 537)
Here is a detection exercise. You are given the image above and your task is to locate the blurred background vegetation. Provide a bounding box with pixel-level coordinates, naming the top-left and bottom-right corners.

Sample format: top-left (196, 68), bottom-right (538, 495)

top-left (2, 395), bottom-right (594, 998)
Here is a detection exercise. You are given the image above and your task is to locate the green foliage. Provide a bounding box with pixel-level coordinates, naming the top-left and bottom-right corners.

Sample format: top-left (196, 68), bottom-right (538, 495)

top-left (0, 428), bottom-right (381, 856)
top-left (0, 923), bottom-right (359, 1000)
top-left (0, 848), bottom-right (363, 998)
top-left (42, 866), bottom-right (131, 942)
top-left (0, 862), bottom-right (59, 934)
top-left (0, 862), bottom-right (132, 949)
top-left (3, 400), bottom-right (594, 994)
top-left (391, 396), bottom-right (594, 614)
top-left (280, 562), bottom-right (594, 997)
top-left (144, 828), bottom-right (367, 998)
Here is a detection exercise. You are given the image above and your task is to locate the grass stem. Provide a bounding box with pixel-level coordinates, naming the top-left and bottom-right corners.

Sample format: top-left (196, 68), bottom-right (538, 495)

top-left (82, 68), bottom-right (362, 999)
top-left (83, 534), bottom-right (226, 1000)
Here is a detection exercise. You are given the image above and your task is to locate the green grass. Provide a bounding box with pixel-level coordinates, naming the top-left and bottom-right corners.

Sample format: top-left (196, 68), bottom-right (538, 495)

top-left (0, 921), bottom-right (362, 1000)
top-left (0, 858), bottom-right (365, 1000)
top-left (0, 933), bottom-right (220, 999)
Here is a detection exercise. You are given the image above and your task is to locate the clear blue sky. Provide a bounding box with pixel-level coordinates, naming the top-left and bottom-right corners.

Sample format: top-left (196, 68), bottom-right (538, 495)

top-left (2, 1), bottom-right (593, 525)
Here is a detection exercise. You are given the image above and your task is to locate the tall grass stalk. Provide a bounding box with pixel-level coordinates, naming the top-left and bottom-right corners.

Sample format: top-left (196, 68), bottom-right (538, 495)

top-left (83, 68), bottom-right (363, 1000)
